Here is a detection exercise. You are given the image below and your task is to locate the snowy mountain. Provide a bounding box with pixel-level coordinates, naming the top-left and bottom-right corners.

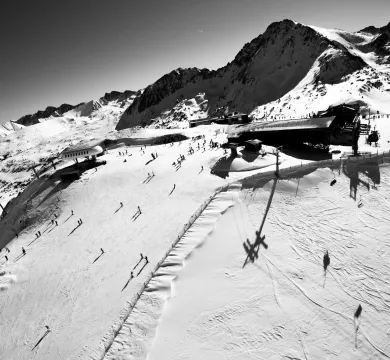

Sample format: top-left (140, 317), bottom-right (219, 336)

top-left (116, 19), bottom-right (390, 130)
top-left (0, 121), bottom-right (25, 138)
top-left (6, 20), bottom-right (390, 134)
top-left (2, 18), bottom-right (390, 360)
top-left (12, 89), bottom-right (140, 127)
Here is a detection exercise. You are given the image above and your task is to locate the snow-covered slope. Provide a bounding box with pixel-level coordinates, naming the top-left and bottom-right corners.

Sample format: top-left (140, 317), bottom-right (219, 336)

top-left (0, 121), bottom-right (25, 138)
top-left (117, 19), bottom-right (390, 130)
top-left (1, 18), bottom-right (390, 360)
top-left (118, 161), bottom-right (390, 360)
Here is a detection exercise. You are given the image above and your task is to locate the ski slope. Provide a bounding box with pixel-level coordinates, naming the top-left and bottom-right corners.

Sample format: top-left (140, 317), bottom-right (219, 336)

top-left (105, 154), bottom-right (390, 360)
top-left (1, 128), bottom-right (297, 360)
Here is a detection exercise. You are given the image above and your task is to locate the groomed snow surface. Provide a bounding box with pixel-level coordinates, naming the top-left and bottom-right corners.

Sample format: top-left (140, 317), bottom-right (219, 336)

top-left (104, 155), bottom-right (390, 360)
top-left (1, 125), bottom-right (390, 360)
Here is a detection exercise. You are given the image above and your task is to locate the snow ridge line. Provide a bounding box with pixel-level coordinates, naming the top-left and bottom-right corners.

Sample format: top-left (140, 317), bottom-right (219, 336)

top-left (89, 183), bottom-right (231, 360)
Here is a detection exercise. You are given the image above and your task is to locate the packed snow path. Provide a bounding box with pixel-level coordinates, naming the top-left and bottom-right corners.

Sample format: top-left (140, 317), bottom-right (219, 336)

top-left (104, 156), bottom-right (390, 359)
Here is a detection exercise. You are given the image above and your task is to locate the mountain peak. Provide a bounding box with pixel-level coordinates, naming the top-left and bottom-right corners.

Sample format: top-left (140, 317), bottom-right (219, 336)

top-left (359, 21), bottom-right (390, 37)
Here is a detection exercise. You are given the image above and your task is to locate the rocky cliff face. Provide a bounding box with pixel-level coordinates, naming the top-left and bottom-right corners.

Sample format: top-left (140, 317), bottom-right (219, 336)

top-left (359, 22), bottom-right (390, 37)
top-left (13, 89), bottom-right (139, 127)
top-left (15, 103), bottom-right (84, 126)
top-left (10, 19), bottom-right (390, 132)
top-left (117, 19), bottom-right (377, 130)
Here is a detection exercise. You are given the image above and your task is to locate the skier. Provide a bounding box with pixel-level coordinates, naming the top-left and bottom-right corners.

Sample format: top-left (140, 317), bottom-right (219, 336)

top-left (100, 248), bottom-right (105, 254)
top-left (120, 202), bottom-right (123, 207)
top-left (130, 271), bottom-right (134, 278)
top-left (5, 255), bottom-right (8, 261)
top-left (22, 247), bottom-right (26, 255)
top-left (140, 253), bottom-right (144, 260)
top-left (144, 256), bottom-right (149, 264)
top-left (71, 210), bottom-right (74, 215)
top-left (323, 251), bottom-right (330, 272)
top-left (55, 220), bottom-right (58, 226)
top-left (38, 231), bottom-right (41, 237)
top-left (138, 206), bottom-right (141, 214)
top-left (355, 304), bottom-right (363, 319)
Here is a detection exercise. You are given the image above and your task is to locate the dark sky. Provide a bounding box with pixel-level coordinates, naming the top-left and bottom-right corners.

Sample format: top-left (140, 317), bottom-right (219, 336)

top-left (0, 0), bottom-right (389, 123)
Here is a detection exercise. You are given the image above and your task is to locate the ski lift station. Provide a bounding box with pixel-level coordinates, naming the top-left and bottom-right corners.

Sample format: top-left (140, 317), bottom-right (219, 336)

top-left (59, 143), bottom-right (103, 161)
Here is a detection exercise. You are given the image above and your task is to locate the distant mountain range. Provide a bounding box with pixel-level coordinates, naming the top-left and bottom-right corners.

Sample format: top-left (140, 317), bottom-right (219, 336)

top-left (3, 19), bottom-right (390, 135)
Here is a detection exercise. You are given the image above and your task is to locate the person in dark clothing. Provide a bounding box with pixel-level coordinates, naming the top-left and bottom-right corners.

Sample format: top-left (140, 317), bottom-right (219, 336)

top-left (100, 248), bottom-right (104, 254)
top-left (145, 256), bottom-right (149, 264)
top-left (22, 247), bottom-right (26, 255)
top-left (55, 221), bottom-right (58, 226)
top-left (323, 251), bottom-right (330, 272)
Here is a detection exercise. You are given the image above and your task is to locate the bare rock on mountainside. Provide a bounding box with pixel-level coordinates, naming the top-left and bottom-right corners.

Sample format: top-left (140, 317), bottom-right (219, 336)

top-left (116, 19), bottom-right (390, 130)
top-left (5, 19), bottom-right (390, 134)
top-left (15, 103), bottom-right (84, 126)
top-left (13, 90), bottom-right (140, 127)
top-left (359, 21), bottom-right (390, 37)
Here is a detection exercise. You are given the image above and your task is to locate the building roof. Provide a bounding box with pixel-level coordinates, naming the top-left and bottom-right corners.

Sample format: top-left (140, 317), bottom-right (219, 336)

top-left (245, 139), bottom-right (263, 145)
top-left (62, 140), bottom-right (102, 153)
top-left (242, 116), bottom-right (336, 133)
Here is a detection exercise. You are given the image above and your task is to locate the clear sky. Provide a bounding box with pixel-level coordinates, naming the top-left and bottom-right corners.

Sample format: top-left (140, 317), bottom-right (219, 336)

top-left (0, 0), bottom-right (389, 124)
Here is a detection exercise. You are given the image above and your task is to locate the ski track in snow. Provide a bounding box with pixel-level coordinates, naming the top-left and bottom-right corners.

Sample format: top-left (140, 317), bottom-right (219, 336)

top-left (97, 155), bottom-right (390, 359)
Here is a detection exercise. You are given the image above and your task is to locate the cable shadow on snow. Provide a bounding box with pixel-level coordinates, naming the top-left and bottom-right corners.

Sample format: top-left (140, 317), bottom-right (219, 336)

top-left (243, 177), bottom-right (277, 268)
